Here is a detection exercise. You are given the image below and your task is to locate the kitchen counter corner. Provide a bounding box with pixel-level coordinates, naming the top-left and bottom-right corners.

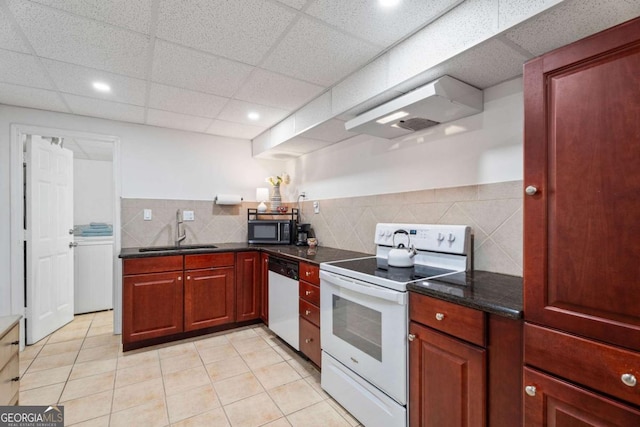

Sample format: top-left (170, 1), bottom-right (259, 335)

top-left (407, 270), bottom-right (523, 319)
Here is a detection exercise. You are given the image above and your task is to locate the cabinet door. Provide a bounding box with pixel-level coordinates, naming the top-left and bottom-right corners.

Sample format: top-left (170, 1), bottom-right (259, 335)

top-left (184, 267), bottom-right (235, 331)
top-left (236, 251), bottom-right (261, 322)
top-left (123, 271), bottom-right (183, 344)
top-left (524, 367), bottom-right (640, 426)
top-left (299, 317), bottom-right (321, 367)
top-left (409, 321), bottom-right (486, 427)
top-left (523, 17), bottom-right (640, 350)
top-left (260, 252), bottom-right (269, 324)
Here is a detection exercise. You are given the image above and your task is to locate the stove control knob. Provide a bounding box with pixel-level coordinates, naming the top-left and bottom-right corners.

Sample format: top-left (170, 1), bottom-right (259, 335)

top-left (447, 233), bottom-right (455, 243)
top-left (437, 233), bottom-right (445, 242)
top-left (385, 230), bottom-right (392, 238)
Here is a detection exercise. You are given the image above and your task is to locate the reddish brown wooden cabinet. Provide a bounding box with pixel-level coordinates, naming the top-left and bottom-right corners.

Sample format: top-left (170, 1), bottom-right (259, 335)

top-left (235, 251), bottom-right (261, 322)
top-left (260, 252), bottom-right (269, 324)
top-left (299, 261), bottom-right (321, 367)
top-left (122, 256), bottom-right (184, 345)
top-left (409, 292), bottom-right (523, 427)
top-left (523, 17), bottom-right (640, 425)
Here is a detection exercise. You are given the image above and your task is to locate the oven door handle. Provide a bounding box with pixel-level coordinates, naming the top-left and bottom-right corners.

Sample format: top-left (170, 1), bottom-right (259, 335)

top-left (322, 272), bottom-right (406, 305)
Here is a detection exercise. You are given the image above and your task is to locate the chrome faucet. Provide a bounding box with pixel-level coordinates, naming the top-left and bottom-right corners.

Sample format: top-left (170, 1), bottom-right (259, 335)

top-left (175, 209), bottom-right (186, 247)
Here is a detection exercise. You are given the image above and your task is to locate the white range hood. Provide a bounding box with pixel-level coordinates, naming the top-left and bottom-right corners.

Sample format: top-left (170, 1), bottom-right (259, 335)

top-left (345, 75), bottom-right (483, 139)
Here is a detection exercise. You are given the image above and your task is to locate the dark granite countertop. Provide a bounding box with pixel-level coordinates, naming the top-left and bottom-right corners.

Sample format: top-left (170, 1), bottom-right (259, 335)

top-left (407, 270), bottom-right (523, 319)
top-left (119, 243), bottom-right (370, 266)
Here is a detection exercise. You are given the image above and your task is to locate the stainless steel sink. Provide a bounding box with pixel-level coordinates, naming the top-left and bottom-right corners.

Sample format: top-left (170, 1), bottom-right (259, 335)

top-left (138, 244), bottom-right (218, 252)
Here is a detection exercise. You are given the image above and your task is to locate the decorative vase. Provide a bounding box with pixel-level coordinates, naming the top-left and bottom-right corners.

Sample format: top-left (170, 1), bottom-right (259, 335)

top-left (270, 185), bottom-right (282, 211)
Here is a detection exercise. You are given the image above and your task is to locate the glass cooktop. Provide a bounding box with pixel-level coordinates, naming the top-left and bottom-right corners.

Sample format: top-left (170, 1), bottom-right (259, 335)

top-left (327, 256), bottom-right (457, 284)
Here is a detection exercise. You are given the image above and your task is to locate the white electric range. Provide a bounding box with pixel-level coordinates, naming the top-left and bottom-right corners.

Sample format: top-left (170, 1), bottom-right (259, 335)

top-left (319, 223), bottom-right (471, 427)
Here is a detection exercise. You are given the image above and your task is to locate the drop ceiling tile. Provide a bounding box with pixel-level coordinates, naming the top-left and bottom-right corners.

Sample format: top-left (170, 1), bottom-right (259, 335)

top-left (64, 94), bottom-right (145, 123)
top-left (42, 59), bottom-right (147, 105)
top-left (146, 109), bottom-right (211, 133)
top-left (217, 99), bottom-right (289, 128)
top-left (504, 0), bottom-right (640, 56)
top-left (234, 69), bottom-right (325, 111)
top-left (0, 82), bottom-right (67, 112)
top-left (306, 0), bottom-right (462, 46)
top-left (0, 49), bottom-right (53, 89)
top-left (207, 120), bottom-right (266, 140)
top-left (156, 0), bottom-right (296, 65)
top-left (0, 6), bottom-right (30, 53)
top-left (149, 83), bottom-right (229, 118)
top-left (447, 39), bottom-right (529, 88)
top-left (388, 0), bottom-right (499, 88)
top-left (29, 0), bottom-right (153, 34)
top-left (498, 0), bottom-right (562, 31)
top-left (299, 119), bottom-right (356, 143)
top-left (151, 40), bottom-right (254, 98)
top-left (262, 16), bottom-right (380, 87)
top-left (8, 0), bottom-right (150, 78)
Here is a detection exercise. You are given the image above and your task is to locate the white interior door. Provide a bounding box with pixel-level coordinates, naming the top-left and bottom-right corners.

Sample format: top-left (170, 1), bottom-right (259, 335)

top-left (26, 135), bottom-right (74, 344)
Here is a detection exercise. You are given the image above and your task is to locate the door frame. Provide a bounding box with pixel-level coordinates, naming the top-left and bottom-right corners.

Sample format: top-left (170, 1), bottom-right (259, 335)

top-left (10, 123), bottom-right (122, 346)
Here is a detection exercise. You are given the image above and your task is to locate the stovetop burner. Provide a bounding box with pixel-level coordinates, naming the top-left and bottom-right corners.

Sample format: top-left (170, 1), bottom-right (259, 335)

top-left (326, 256), bottom-right (457, 284)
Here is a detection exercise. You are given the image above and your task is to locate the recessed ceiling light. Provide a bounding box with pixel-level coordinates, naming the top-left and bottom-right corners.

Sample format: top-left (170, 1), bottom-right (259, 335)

top-left (379, 0), bottom-right (400, 8)
top-left (247, 112), bottom-right (260, 121)
top-left (92, 81), bottom-right (111, 93)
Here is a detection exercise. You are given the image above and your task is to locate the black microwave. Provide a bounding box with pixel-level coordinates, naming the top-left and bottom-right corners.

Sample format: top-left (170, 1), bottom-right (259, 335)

top-left (248, 220), bottom-right (293, 244)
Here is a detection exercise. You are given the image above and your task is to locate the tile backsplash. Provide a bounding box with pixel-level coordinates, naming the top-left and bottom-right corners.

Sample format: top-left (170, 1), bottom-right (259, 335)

top-left (121, 180), bottom-right (523, 276)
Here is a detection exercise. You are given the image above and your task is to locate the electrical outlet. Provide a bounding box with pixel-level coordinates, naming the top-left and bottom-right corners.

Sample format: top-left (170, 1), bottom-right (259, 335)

top-left (313, 201), bottom-right (320, 214)
top-left (143, 209), bottom-right (152, 220)
top-left (183, 210), bottom-right (195, 221)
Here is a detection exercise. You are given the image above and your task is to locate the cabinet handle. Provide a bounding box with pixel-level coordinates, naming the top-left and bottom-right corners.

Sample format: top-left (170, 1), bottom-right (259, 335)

top-left (408, 334), bottom-right (415, 342)
top-left (435, 312), bottom-right (445, 321)
top-left (305, 290), bottom-right (312, 296)
top-left (305, 309), bottom-right (311, 315)
top-left (305, 338), bottom-right (313, 343)
top-left (178, 276), bottom-right (182, 281)
top-left (11, 377), bottom-right (19, 382)
top-left (621, 373), bottom-right (637, 387)
top-left (306, 271), bottom-right (312, 276)
top-left (10, 340), bottom-right (19, 346)
top-left (525, 385), bottom-right (536, 396)
top-left (525, 185), bottom-right (538, 196)
top-left (187, 276), bottom-right (191, 280)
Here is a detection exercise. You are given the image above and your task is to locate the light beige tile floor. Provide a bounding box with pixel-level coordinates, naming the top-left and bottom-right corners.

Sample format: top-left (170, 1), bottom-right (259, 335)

top-left (19, 311), bottom-right (362, 426)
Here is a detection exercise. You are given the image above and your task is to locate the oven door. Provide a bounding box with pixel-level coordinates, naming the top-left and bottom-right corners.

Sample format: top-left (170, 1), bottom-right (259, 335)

top-left (320, 270), bottom-right (407, 404)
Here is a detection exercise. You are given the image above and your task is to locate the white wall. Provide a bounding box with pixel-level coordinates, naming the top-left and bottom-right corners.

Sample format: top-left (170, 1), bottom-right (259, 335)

top-left (284, 78), bottom-right (524, 201)
top-left (74, 159), bottom-right (114, 225)
top-left (0, 105), bottom-right (285, 316)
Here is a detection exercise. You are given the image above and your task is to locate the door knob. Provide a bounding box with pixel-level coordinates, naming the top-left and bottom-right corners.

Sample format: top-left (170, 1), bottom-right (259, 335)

top-left (69, 242), bottom-right (78, 248)
top-left (68, 228), bottom-right (74, 235)
top-left (525, 185), bottom-right (538, 196)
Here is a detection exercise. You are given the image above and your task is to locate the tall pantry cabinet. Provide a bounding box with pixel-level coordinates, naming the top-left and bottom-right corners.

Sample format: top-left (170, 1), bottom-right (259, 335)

top-left (523, 17), bottom-right (640, 425)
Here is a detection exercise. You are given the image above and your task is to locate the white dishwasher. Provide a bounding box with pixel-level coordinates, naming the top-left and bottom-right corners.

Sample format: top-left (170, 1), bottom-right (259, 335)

top-left (268, 256), bottom-right (299, 350)
top-left (74, 236), bottom-right (113, 314)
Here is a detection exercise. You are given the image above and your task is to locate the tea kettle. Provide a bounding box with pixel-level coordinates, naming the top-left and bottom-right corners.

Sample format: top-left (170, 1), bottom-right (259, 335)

top-left (388, 229), bottom-right (417, 268)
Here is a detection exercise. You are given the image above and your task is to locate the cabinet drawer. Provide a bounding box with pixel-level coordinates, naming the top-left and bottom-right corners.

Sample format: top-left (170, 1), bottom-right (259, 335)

top-left (299, 281), bottom-right (320, 306)
top-left (185, 253), bottom-right (235, 270)
top-left (0, 354), bottom-right (19, 406)
top-left (299, 299), bottom-right (320, 327)
top-left (300, 262), bottom-right (319, 285)
top-left (0, 324), bottom-right (19, 371)
top-left (299, 317), bottom-right (321, 367)
top-left (123, 256), bottom-right (183, 275)
top-left (409, 293), bottom-right (485, 347)
top-left (525, 323), bottom-right (640, 407)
